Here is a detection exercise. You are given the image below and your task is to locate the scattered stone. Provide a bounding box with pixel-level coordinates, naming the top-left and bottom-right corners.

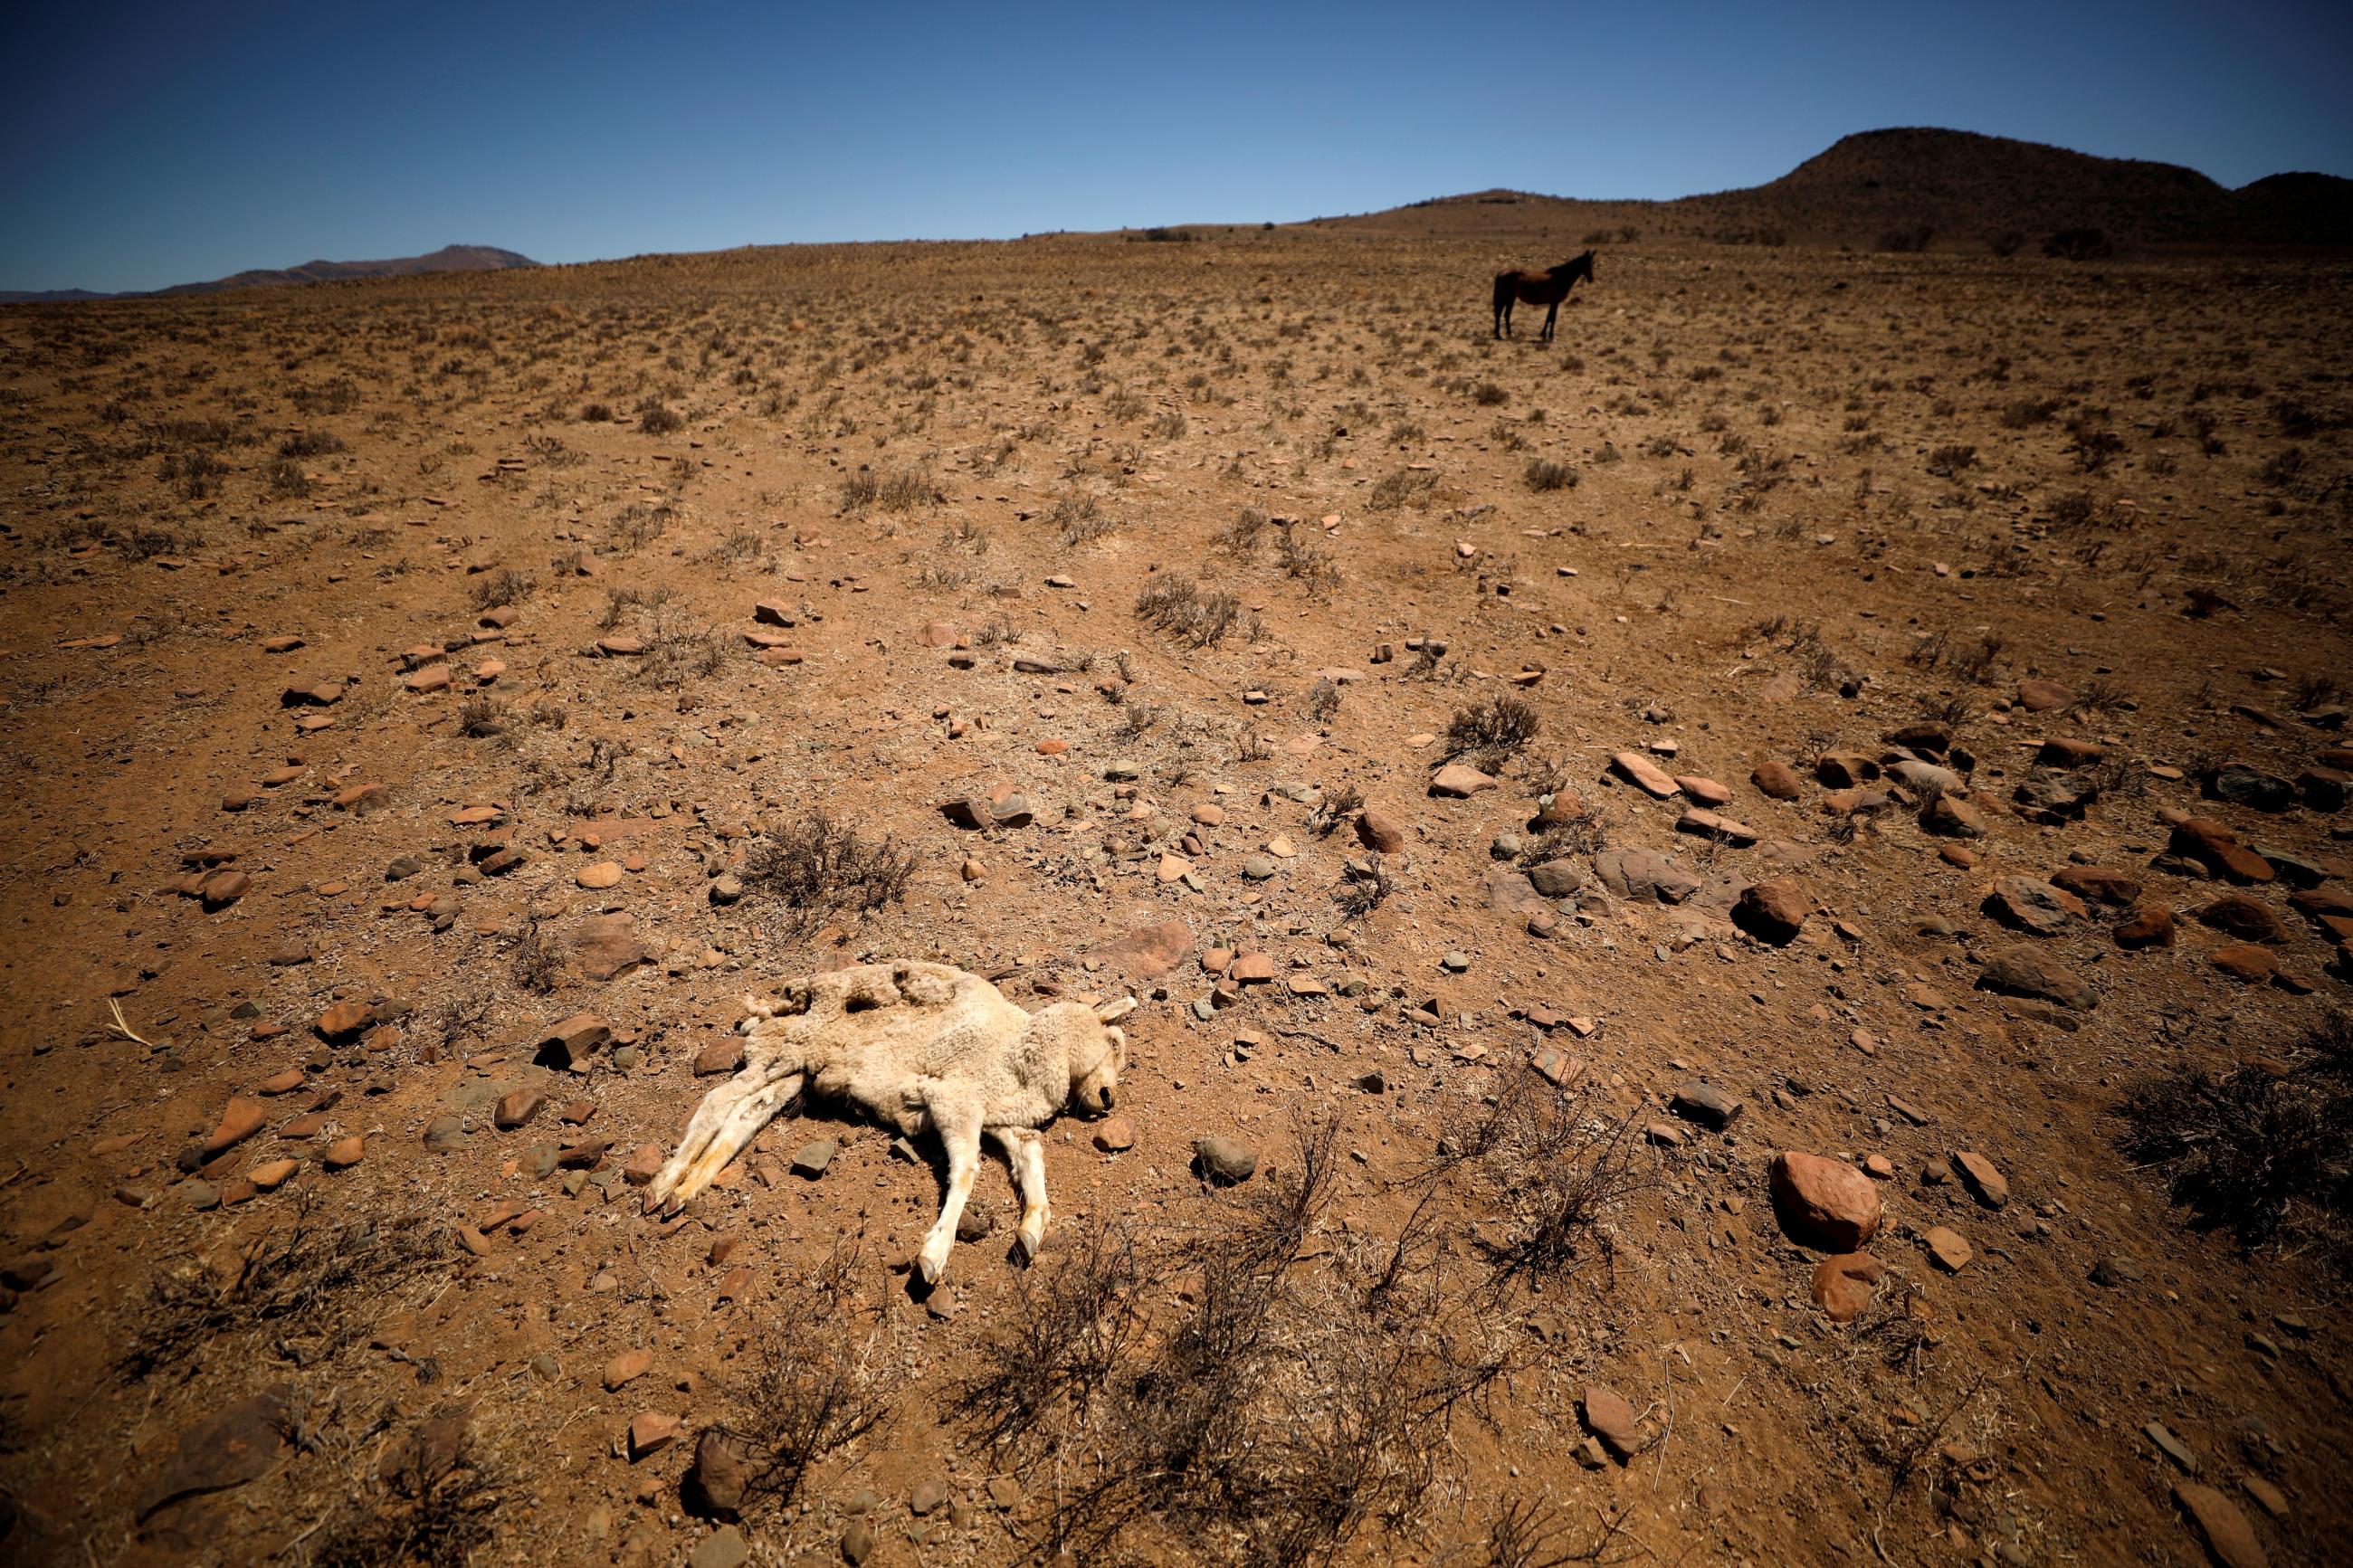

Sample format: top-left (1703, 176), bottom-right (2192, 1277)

top-left (2114, 905), bottom-right (2176, 949)
top-left (1611, 751), bottom-right (1680, 798)
top-left (627, 1411), bottom-right (681, 1459)
top-left (536, 1012), bottom-right (610, 1069)
top-left (2053, 866), bottom-right (2142, 907)
top-left (1986, 876), bottom-right (2085, 936)
top-left (1810, 1253), bottom-right (1885, 1323)
top-left (1430, 764), bottom-right (1499, 798)
top-left (2171, 818), bottom-right (2275, 885)
top-left (1921, 794), bottom-right (1988, 838)
top-left (1815, 752), bottom-right (1880, 789)
top-left (494, 1088), bottom-right (545, 1130)
top-left (2196, 895), bottom-right (2287, 944)
top-left (2209, 763), bottom-right (2297, 813)
top-left (1751, 759), bottom-right (1803, 800)
top-left (1924, 1225), bottom-right (1974, 1272)
top-left (2173, 1482), bottom-right (2269, 1568)
top-left (2016, 679), bottom-right (2073, 713)
top-left (1580, 1384), bottom-right (1642, 1460)
top-left (791, 1139), bottom-right (837, 1178)
top-left (1769, 1152), bottom-right (1883, 1250)
top-left (1092, 1117), bottom-right (1136, 1153)
top-left (695, 1038), bottom-right (746, 1076)
top-left (1951, 1151), bottom-right (2009, 1209)
top-left (2211, 944), bottom-right (2277, 983)
top-left (1594, 848), bottom-right (1698, 904)
top-left (1977, 945), bottom-right (2098, 1010)
top-left (203, 1097), bottom-right (268, 1156)
top-left (1193, 1137), bottom-right (1257, 1184)
top-left (1671, 1083), bottom-right (1743, 1130)
top-left (603, 1349), bottom-right (653, 1392)
top-left (1733, 879), bottom-right (1807, 944)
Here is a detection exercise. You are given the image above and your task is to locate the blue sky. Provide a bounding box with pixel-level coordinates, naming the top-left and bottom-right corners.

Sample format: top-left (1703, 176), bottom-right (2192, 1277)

top-left (5, 0), bottom-right (2348, 293)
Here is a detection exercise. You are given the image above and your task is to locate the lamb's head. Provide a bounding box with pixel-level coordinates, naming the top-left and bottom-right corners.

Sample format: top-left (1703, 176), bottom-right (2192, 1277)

top-left (1036, 994), bottom-right (1135, 1115)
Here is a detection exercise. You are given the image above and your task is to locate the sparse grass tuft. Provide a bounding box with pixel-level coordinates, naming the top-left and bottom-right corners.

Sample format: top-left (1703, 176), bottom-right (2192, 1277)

top-left (1445, 693), bottom-right (1539, 765)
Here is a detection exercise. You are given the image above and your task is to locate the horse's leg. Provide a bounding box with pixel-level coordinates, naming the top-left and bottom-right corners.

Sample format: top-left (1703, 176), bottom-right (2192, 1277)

top-left (1544, 300), bottom-right (1559, 342)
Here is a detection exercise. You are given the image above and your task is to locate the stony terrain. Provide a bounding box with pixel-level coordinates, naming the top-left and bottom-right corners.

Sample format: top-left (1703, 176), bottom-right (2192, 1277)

top-left (0, 224), bottom-right (2349, 1568)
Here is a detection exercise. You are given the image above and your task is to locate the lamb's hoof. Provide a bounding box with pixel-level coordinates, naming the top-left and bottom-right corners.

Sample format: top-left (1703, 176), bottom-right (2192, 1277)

top-left (1016, 1226), bottom-right (1046, 1264)
top-left (917, 1244), bottom-right (949, 1286)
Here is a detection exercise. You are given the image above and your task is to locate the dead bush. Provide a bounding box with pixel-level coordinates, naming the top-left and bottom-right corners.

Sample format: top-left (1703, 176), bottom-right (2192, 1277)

top-left (1137, 573), bottom-right (1244, 648)
top-left (957, 1116), bottom-right (1519, 1566)
top-left (1444, 693), bottom-right (1539, 765)
top-left (121, 1200), bottom-right (450, 1380)
top-left (1434, 1076), bottom-right (1649, 1293)
top-left (1367, 469), bottom-right (1438, 511)
top-left (703, 1243), bottom-right (892, 1512)
top-left (742, 810), bottom-right (915, 934)
top-left (2115, 1011), bottom-right (2352, 1272)
top-left (311, 1431), bottom-right (510, 1568)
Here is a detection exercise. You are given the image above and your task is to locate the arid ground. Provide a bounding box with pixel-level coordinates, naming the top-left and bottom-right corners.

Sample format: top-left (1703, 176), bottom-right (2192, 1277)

top-left (2, 214), bottom-right (2350, 1568)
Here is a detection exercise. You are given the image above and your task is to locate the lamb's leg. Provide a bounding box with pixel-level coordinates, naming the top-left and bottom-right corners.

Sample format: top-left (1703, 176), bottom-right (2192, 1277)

top-left (1012, 1129), bottom-right (1052, 1262)
top-left (916, 1094), bottom-right (984, 1286)
top-left (987, 1126), bottom-right (1051, 1262)
top-left (643, 1061), bottom-right (803, 1214)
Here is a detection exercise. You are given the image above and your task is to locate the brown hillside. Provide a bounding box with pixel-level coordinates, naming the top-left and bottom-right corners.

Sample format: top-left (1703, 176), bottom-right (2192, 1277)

top-left (1313, 128), bottom-right (2353, 252)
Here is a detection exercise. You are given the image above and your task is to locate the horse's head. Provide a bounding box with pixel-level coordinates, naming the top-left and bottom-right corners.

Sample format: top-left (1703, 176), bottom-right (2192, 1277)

top-left (1567, 250), bottom-right (1596, 282)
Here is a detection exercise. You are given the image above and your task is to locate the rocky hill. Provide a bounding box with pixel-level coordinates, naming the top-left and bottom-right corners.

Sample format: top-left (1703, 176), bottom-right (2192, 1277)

top-left (0, 243), bottom-right (537, 303)
top-left (1312, 128), bottom-right (2353, 252)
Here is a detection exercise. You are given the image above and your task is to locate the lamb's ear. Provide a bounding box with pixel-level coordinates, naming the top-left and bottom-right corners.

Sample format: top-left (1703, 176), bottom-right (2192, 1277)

top-left (739, 992), bottom-right (776, 1022)
top-left (1093, 995), bottom-right (1137, 1023)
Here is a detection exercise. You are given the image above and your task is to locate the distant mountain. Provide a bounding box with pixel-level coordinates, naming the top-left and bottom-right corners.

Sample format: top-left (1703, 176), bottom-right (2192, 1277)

top-left (0, 244), bottom-right (538, 304)
top-left (1310, 128), bottom-right (2353, 251)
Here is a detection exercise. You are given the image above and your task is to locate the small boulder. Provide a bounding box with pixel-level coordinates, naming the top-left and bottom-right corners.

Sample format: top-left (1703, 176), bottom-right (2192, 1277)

top-left (1769, 1152), bottom-right (1882, 1250)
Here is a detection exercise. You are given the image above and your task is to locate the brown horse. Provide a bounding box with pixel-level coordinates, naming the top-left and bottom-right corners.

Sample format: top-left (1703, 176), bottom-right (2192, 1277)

top-left (1492, 251), bottom-right (1596, 341)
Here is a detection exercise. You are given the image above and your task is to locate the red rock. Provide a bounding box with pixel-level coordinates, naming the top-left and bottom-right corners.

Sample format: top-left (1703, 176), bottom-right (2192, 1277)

top-left (1750, 759), bottom-right (1803, 799)
top-left (1356, 807), bottom-right (1408, 852)
top-left (2114, 905), bottom-right (2175, 949)
top-left (1096, 919), bottom-right (1194, 978)
top-left (2195, 895), bottom-right (2286, 944)
top-left (1815, 752), bottom-right (1880, 788)
top-left (1429, 764), bottom-right (1498, 798)
top-left (255, 1068), bottom-right (305, 1096)
top-left (1673, 774), bottom-right (1731, 806)
top-left (204, 1098), bottom-right (269, 1156)
top-left (627, 1411), bottom-right (681, 1459)
top-left (2016, 679), bottom-right (2073, 712)
top-left (248, 1157), bottom-right (298, 1191)
top-left (2211, 944), bottom-right (2276, 983)
top-left (1580, 1384), bottom-right (1641, 1459)
top-left (753, 599), bottom-right (795, 626)
top-left (1924, 1225), bottom-right (1974, 1271)
top-left (2173, 1482), bottom-right (2270, 1568)
top-left (322, 1136), bottom-right (365, 1169)
top-left (494, 1089), bottom-right (545, 1130)
top-left (694, 1038), bottom-right (746, 1076)
top-left (1230, 952), bottom-right (1275, 983)
top-left (1092, 1117), bottom-right (1137, 1153)
top-left (316, 1001), bottom-right (371, 1041)
top-left (1769, 1152), bottom-right (1882, 1250)
top-left (603, 1348), bottom-right (653, 1391)
top-left (624, 1145), bottom-right (664, 1185)
top-left (575, 860), bottom-right (624, 889)
top-left (2053, 866), bottom-right (2142, 907)
top-left (1810, 1252), bottom-right (1884, 1323)
top-left (2171, 818), bottom-right (2275, 884)
top-left (1610, 751), bottom-right (1679, 798)
top-left (1733, 879), bottom-right (1808, 944)
top-left (405, 664), bottom-right (452, 693)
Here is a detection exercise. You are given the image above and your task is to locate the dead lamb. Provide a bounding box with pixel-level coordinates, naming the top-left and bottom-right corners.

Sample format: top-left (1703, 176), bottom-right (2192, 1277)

top-left (643, 959), bottom-right (1134, 1283)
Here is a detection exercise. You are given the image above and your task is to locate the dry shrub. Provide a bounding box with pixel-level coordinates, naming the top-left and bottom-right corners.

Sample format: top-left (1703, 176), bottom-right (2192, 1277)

top-left (703, 1243), bottom-right (892, 1512)
top-left (956, 1116), bottom-right (1529, 1566)
top-left (1444, 693), bottom-right (1539, 766)
top-left (1367, 469), bottom-right (1438, 511)
top-left (1433, 1075), bottom-right (1648, 1292)
top-left (2116, 1011), bottom-right (2353, 1271)
top-left (1276, 527), bottom-right (1341, 595)
top-left (1137, 573), bottom-right (1244, 647)
top-left (312, 1430), bottom-right (510, 1568)
top-left (1524, 459), bottom-right (1577, 491)
top-left (742, 809), bottom-right (915, 934)
top-left (121, 1200), bottom-right (450, 1380)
